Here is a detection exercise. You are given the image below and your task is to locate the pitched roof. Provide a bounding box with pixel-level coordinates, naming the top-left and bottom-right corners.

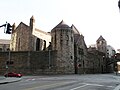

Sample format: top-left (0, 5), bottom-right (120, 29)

top-left (71, 24), bottom-right (80, 34)
top-left (97, 35), bottom-right (106, 42)
top-left (51, 20), bottom-right (71, 31)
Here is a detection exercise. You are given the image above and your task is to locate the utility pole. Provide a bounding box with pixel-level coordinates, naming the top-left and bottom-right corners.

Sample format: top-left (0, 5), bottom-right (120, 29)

top-left (49, 50), bottom-right (51, 69)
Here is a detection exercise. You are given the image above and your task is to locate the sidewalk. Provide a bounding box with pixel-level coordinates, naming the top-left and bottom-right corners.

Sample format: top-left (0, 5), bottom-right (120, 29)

top-left (0, 77), bottom-right (22, 84)
top-left (113, 74), bottom-right (120, 90)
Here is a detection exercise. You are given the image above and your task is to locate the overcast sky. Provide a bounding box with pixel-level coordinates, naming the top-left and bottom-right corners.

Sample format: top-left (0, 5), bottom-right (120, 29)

top-left (0, 0), bottom-right (120, 51)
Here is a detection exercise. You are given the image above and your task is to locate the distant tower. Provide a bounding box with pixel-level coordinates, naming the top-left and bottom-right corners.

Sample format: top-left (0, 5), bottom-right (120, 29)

top-left (29, 16), bottom-right (35, 51)
top-left (30, 16), bottom-right (35, 30)
top-left (96, 35), bottom-right (107, 55)
top-left (51, 20), bottom-right (74, 74)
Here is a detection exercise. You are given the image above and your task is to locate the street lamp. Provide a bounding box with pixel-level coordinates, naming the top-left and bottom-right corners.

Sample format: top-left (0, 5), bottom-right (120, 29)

top-left (114, 54), bottom-right (118, 75)
top-left (48, 50), bottom-right (51, 69)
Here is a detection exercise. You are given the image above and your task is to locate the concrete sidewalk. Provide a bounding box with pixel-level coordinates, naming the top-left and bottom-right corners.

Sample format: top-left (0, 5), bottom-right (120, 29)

top-left (0, 77), bottom-right (22, 84)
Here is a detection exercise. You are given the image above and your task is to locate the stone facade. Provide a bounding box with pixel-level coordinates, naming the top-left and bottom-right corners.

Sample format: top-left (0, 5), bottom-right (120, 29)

top-left (51, 20), bottom-right (74, 74)
top-left (0, 16), bottom-right (109, 75)
top-left (0, 51), bottom-right (57, 75)
top-left (96, 35), bottom-right (107, 56)
top-left (10, 16), bottom-right (51, 51)
top-left (71, 25), bottom-right (88, 74)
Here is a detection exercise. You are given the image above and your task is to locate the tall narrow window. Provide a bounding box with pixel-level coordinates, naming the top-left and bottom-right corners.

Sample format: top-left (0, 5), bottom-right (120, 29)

top-left (66, 35), bottom-right (69, 45)
top-left (18, 38), bottom-right (20, 51)
top-left (36, 38), bottom-right (40, 51)
top-left (55, 33), bottom-right (56, 49)
top-left (43, 40), bottom-right (46, 51)
top-left (71, 37), bottom-right (73, 42)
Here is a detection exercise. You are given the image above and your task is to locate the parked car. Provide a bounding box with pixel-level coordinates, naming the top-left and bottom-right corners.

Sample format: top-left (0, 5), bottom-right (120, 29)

top-left (4, 72), bottom-right (22, 78)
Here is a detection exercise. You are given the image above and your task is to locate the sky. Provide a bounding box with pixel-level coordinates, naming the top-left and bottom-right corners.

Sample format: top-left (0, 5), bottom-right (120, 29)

top-left (0, 0), bottom-right (120, 51)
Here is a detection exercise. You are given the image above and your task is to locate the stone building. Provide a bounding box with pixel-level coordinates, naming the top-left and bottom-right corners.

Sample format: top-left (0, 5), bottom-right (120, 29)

top-left (71, 25), bottom-right (88, 74)
top-left (9, 16), bottom-right (89, 74)
top-left (10, 16), bottom-right (51, 51)
top-left (88, 35), bottom-right (114, 73)
top-left (96, 35), bottom-right (107, 56)
top-left (51, 20), bottom-right (75, 74)
top-left (0, 16), bottom-right (109, 74)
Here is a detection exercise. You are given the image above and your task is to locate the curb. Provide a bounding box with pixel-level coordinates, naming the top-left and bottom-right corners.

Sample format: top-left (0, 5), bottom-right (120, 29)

top-left (113, 75), bottom-right (120, 90)
top-left (0, 77), bottom-right (22, 84)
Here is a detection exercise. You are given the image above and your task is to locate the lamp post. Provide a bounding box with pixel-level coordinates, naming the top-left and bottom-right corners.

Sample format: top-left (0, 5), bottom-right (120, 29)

top-left (5, 50), bottom-right (10, 77)
top-left (114, 54), bottom-right (118, 75)
top-left (48, 50), bottom-right (51, 69)
top-left (102, 56), bottom-right (105, 73)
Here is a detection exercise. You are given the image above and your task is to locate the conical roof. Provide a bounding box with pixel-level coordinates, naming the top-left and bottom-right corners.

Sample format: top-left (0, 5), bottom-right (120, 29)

top-left (51, 20), bottom-right (70, 31)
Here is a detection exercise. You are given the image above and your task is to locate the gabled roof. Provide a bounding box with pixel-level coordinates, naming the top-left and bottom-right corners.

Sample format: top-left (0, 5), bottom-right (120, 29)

top-left (97, 35), bottom-right (106, 42)
top-left (12, 22), bottom-right (29, 33)
top-left (51, 20), bottom-right (71, 31)
top-left (71, 24), bottom-right (80, 34)
top-left (17, 22), bottom-right (29, 29)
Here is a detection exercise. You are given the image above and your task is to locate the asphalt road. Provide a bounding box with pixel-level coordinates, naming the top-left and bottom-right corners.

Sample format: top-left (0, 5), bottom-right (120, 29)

top-left (0, 74), bottom-right (120, 90)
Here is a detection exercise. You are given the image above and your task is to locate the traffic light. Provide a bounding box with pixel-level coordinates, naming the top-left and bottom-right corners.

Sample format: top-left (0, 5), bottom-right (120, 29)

top-left (0, 22), bottom-right (12, 34)
top-left (6, 23), bottom-right (12, 34)
top-left (118, 0), bottom-right (120, 10)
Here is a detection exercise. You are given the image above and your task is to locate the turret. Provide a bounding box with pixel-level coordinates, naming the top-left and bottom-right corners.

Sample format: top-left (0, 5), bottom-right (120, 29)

top-left (30, 15), bottom-right (35, 32)
top-left (29, 16), bottom-right (35, 51)
top-left (51, 20), bottom-right (74, 74)
top-left (96, 35), bottom-right (107, 55)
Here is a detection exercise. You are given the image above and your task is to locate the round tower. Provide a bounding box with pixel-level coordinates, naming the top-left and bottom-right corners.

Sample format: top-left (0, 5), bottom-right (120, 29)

top-left (51, 20), bottom-right (74, 74)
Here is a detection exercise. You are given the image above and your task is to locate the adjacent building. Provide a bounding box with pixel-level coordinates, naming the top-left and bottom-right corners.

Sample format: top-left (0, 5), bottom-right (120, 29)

top-left (0, 39), bottom-right (10, 51)
top-left (107, 45), bottom-right (116, 58)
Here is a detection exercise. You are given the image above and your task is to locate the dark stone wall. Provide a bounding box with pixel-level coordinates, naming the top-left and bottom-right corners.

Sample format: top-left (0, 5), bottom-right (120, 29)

top-left (0, 50), bottom-right (57, 75)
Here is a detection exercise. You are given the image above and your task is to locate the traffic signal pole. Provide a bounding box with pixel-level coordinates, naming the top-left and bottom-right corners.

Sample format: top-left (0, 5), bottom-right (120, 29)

top-left (0, 22), bottom-right (12, 34)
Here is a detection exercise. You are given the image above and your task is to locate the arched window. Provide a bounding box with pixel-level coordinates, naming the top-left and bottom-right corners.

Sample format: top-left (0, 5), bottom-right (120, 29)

top-left (43, 40), bottom-right (46, 51)
top-left (36, 38), bottom-right (40, 51)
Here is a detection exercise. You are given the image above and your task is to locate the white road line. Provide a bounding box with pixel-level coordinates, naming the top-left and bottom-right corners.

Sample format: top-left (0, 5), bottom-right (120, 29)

top-left (22, 81), bottom-right (77, 90)
top-left (70, 83), bottom-right (114, 90)
top-left (70, 84), bottom-right (88, 90)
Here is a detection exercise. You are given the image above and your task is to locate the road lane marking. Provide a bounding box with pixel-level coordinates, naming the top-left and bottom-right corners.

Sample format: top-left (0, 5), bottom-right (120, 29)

top-left (70, 83), bottom-right (114, 90)
top-left (22, 81), bottom-right (76, 90)
top-left (70, 84), bottom-right (88, 90)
